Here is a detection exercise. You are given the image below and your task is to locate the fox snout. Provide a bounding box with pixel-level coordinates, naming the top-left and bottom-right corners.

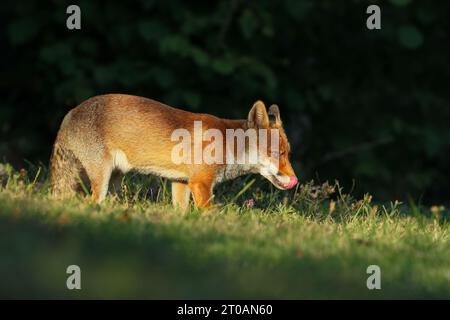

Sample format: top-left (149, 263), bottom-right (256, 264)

top-left (273, 155), bottom-right (298, 190)
top-left (260, 164), bottom-right (298, 190)
top-left (283, 176), bottom-right (298, 189)
top-left (273, 173), bottom-right (298, 190)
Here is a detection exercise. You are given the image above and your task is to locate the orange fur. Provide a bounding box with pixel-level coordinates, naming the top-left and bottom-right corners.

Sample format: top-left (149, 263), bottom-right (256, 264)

top-left (50, 94), bottom-right (297, 209)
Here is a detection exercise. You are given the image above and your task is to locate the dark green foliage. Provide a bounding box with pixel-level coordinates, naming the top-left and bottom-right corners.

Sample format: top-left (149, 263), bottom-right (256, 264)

top-left (1, 0), bottom-right (449, 203)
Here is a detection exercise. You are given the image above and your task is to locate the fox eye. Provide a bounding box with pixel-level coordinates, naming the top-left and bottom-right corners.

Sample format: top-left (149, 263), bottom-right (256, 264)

top-left (277, 151), bottom-right (287, 158)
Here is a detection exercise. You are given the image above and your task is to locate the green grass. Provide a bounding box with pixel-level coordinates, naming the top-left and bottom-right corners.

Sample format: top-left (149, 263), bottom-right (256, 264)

top-left (0, 163), bottom-right (449, 299)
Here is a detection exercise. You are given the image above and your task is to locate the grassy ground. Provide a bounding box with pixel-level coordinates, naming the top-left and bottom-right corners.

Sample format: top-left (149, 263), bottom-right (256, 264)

top-left (0, 163), bottom-right (449, 299)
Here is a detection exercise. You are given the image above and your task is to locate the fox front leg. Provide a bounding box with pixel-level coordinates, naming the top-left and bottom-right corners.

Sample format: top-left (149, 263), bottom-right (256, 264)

top-left (188, 174), bottom-right (214, 209)
top-left (172, 181), bottom-right (191, 211)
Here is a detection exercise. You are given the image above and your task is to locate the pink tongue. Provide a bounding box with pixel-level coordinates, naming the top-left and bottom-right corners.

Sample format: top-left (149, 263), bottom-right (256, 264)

top-left (286, 176), bottom-right (298, 189)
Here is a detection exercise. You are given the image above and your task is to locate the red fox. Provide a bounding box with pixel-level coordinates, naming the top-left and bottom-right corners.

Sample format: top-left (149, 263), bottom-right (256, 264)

top-left (50, 94), bottom-right (297, 209)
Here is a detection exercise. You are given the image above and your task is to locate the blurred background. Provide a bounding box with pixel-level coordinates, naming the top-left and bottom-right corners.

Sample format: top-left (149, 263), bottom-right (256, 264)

top-left (1, 0), bottom-right (449, 204)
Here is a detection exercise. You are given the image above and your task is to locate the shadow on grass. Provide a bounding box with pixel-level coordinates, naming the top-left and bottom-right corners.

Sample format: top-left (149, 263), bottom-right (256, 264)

top-left (1, 209), bottom-right (448, 299)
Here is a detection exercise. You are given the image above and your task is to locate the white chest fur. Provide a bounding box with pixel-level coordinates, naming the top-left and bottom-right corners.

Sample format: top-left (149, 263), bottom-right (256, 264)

top-left (216, 163), bottom-right (257, 183)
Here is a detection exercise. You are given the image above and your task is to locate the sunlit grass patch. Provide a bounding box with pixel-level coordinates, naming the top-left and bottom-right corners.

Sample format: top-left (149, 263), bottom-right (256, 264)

top-left (0, 163), bottom-right (449, 299)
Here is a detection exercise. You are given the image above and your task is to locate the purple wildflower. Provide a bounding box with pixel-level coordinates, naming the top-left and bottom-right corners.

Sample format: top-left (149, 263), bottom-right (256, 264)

top-left (244, 198), bottom-right (255, 208)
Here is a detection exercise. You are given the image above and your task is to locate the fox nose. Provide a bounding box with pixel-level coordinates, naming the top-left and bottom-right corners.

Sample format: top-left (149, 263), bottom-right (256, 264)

top-left (286, 176), bottom-right (298, 189)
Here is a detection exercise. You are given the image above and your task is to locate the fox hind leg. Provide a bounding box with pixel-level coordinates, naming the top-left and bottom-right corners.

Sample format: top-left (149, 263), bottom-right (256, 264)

top-left (83, 156), bottom-right (113, 203)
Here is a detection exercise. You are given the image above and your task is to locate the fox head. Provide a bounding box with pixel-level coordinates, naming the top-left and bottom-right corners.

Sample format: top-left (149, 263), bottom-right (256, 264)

top-left (247, 101), bottom-right (298, 190)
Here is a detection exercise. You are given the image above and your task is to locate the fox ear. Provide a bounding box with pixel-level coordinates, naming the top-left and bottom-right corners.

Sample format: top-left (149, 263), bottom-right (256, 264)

top-left (268, 104), bottom-right (282, 127)
top-left (248, 100), bottom-right (269, 128)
